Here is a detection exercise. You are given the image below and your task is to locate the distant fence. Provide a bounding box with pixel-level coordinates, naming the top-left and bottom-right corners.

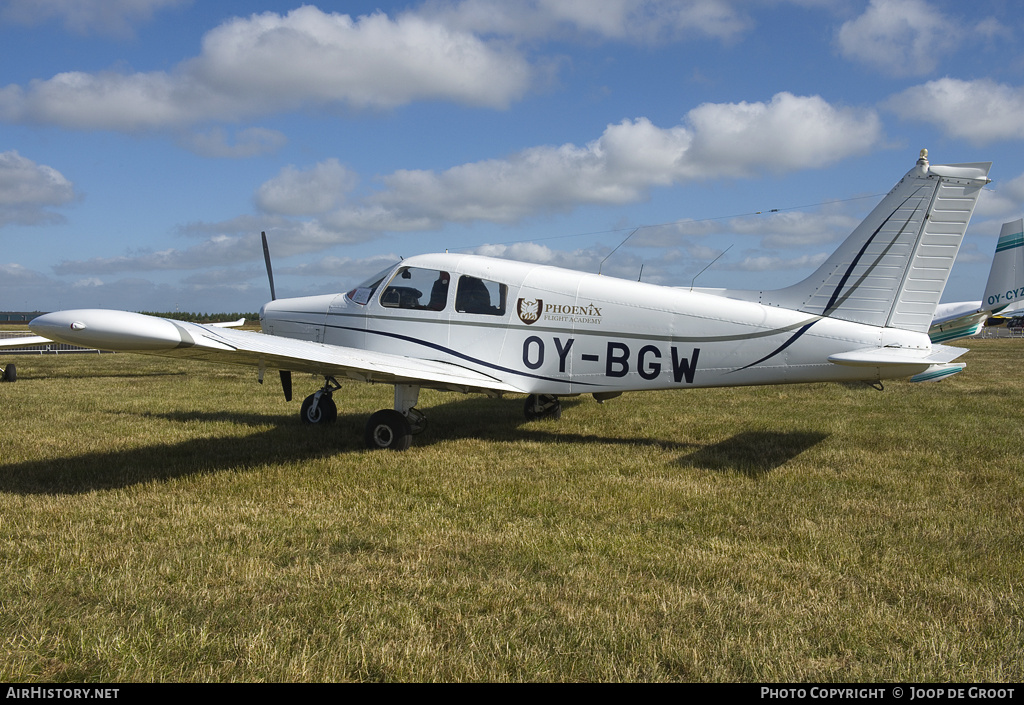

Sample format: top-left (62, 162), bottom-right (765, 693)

top-left (0, 313), bottom-right (40, 324)
top-left (0, 332), bottom-right (111, 355)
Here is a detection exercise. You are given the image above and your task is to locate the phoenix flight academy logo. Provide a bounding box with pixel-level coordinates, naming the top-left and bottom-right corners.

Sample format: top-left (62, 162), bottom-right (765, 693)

top-left (517, 298), bottom-right (604, 326)
top-left (517, 298), bottom-right (542, 324)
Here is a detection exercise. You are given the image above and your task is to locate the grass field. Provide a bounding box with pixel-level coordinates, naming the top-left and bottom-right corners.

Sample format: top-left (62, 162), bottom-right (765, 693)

top-left (1, 340), bottom-right (1022, 682)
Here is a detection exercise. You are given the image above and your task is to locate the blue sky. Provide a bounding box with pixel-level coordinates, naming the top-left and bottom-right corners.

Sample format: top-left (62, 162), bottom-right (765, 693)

top-left (3, 0), bottom-right (1024, 313)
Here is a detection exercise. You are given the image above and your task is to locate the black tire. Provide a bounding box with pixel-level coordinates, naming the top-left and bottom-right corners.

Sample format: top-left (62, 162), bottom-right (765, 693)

top-left (523, 394), bottom-right (560, 420)
top-left (2, 364), bottom-right (16, 383)
top-left (300, 393), bottom-right (337, 424)
top-left (364, 409), bottom-right (412, 451)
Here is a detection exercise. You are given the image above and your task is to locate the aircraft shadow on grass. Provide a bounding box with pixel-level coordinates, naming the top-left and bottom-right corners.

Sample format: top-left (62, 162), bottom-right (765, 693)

top-left (674, 430), bottom-right (829, 478)
top-left (0, 396), bottom-right (827, 495)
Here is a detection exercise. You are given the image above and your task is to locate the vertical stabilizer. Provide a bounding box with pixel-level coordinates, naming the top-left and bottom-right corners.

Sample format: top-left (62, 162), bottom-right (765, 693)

top-left (982, 218), bottom-right (1024, 314)
top-left (763, 151), bottom-right (991, 333)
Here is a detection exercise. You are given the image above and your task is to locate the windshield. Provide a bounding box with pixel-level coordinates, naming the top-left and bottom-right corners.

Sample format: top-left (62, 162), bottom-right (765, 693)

top-left (346, 263), bottom-right (398, 305)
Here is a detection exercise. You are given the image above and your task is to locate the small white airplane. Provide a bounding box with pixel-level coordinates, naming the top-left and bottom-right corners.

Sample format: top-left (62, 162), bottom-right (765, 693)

top-left (0, 334), bottom-right (49, 382)
top-left (929, 218), bottom-right (1024, 343)
top-left (21, 150), bottom-right (991, 449)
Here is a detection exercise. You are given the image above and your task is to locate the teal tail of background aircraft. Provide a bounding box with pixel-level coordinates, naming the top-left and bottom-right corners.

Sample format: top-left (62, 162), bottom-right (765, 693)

top-left (929, 218), bottom-right (1024, 343)
top-left (23, 150), bottom-right (992, 450)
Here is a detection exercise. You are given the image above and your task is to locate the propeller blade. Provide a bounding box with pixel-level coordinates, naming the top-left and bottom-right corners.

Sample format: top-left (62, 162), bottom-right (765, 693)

top-left (262, 231), bottom-right (291, 401)
top-left (261, 231), bottom-right (277, 301)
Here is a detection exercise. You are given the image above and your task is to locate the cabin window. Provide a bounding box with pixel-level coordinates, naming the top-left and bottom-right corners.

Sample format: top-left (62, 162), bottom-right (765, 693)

top-left (379, 267), bottom-right (450, 311)
top-left (346, 264), bottom-right (395, 305)
top-left (455, 275), bottom-right (507, 316)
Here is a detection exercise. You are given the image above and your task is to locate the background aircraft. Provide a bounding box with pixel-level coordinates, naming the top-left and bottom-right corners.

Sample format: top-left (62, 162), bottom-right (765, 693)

top-left (23, 151), bottom-right (991, 450)
top-left (929, 218), bottom-right (1024, 343)
top-left (0, 334), bottom-right (50, 382)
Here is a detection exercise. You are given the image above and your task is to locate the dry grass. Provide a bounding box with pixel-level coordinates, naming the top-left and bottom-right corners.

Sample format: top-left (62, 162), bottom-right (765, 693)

top-left (1, 341), bottom-right (1021, 681)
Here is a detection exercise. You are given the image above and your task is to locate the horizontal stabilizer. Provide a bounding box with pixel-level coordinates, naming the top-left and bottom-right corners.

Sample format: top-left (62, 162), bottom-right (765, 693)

top-left (828, 344), bottom-right (967, 368)
top-left (929, 313), bottom-right (986, 343)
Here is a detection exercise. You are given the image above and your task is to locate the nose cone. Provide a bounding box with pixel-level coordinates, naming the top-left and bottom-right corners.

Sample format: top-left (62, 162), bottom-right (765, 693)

top-left (30, 310), bottom-right (188, 351)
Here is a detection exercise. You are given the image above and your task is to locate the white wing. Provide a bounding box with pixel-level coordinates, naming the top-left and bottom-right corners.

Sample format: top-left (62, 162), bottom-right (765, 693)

top-left (30, 309), bottom-right (525, 394)
top-left (0, 335), bottom-right (55, 349)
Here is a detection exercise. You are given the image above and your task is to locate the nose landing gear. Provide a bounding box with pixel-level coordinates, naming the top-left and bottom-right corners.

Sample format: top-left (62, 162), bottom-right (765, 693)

top-left (299, 377), bottom-right (340, 424)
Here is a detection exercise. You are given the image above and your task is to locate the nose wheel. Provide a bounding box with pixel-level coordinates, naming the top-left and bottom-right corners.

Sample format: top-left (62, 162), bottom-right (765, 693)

top-left (299, 377), bottom-right (340, 424)
top-left (1, 364), bottom-right (16, 383)
top-left (300, 392), bottom-right (337, 424)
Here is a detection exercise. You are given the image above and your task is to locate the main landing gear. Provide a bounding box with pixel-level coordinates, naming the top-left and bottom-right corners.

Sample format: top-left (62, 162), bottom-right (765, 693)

top-left (296, 380), bottom-right (562, 451)
top-left (299, 378), bottom-right (426, 451)
top-left (364, 385), bottom-right (426, 451)
top-left (523, 394), bottom-right (561, 420)
top-left (1, 363), bottom-right (16, 383)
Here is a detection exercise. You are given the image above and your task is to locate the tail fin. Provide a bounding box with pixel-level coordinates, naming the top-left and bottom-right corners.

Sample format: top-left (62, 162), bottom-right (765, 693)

top-left (982, 218), bottom-right (1024, 314)
top-left (763, 150), bottom-right (991, 333)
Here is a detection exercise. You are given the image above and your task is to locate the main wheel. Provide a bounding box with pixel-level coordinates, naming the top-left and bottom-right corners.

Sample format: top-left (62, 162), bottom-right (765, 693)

top-left (300, 393), bottom-right (337, 424)
top-left (2, 364), bottom-right (15, 383)
top-left (364, 409), bottom-right (412, 451)
top-left (523, 394), bottom-right (561, 420)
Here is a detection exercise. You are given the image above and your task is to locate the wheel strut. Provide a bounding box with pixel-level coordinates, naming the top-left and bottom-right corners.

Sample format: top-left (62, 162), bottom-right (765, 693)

top-left (300, 376), bottom-right (341, 424)
top-left (524, 394), bottom-right (561, 420)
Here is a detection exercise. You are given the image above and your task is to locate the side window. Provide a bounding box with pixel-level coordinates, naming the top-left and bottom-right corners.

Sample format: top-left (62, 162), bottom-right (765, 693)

top-left (456, 276), bottom-right (507, 316)
top-left (379, 267), bottom-right (450, 311)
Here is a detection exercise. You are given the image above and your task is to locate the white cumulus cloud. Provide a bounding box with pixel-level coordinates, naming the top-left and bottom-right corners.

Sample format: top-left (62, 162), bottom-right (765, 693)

top-left (0, 150), bottom-right (77, 227)
top-left (683, 93), bottom-right (881, 177)
top-left (0, 6), bottom-right (532, 131)
top-left (421, 0), bottom-right (752, 42)
top-left (836, 0), bottom-right (961, 76)
top-left (256, 160), bottom-right (359, 216)
top-left (356, 92), bottom-right (880, 225)
top-left (0, 0), bottom-right (190, 37)
top-left (886, 78), bottom-right (1024, 145)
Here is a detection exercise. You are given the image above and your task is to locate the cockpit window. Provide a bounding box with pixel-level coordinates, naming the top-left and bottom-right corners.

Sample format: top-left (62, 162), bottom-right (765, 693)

top-left (379, 267), bottom-right (450, 311)
top-left (346, 264), bottom-right (397, 305)
top-left (456, 275), bottom-right (507, 316)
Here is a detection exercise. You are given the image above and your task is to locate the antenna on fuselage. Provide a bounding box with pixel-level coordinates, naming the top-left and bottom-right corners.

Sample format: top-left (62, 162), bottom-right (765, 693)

top-left (261, 231), bottom-right (292, 402)
top-left (598, 227), bottom-right (639, 275)
top-left (689, 245), bottom-right (732, 291)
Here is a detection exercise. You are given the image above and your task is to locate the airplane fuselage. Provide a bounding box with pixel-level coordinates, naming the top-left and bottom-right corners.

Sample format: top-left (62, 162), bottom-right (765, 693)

top-left (260, 253), bottom-right (932, 396)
